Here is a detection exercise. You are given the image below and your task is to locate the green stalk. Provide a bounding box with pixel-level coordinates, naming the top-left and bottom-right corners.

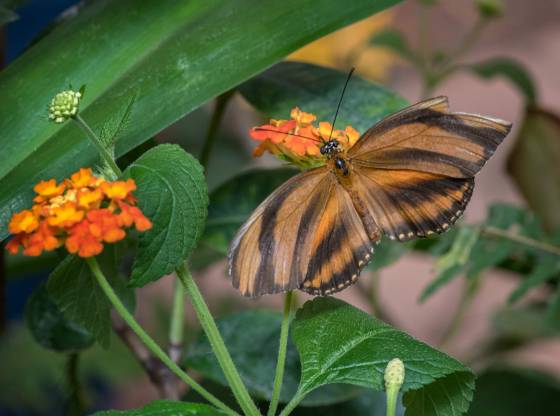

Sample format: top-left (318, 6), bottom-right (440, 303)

top-left (267, 291), bottom-right (294, 416)
top-left (72, 114), bottom-right (122, 179)
top-left (177, 264), bottom-right (261, 416)
top-left (169, 277), bottom-right (186, 363)
top-left (385, 386), bottom-right (398, 416)
top-left (199, 90), bottom-right (234, 170)
top-left (278, 392), bottom-right (306, 416)
top-left (86, 257), bottom-right (238, 416)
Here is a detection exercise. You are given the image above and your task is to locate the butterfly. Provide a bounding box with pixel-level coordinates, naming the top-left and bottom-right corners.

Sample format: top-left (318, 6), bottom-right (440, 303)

top-left (228, 96), bottom-right (511, 297)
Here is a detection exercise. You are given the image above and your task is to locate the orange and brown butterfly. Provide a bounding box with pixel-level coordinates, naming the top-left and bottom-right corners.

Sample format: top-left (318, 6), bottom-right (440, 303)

top-left (228, 96), bottom-right (511, 297)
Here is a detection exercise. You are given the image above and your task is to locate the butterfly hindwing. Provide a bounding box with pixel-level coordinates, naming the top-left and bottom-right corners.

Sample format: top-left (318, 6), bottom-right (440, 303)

top-left (350, 167), bottom-right (474, 241)
top-left (349, 96), bottom-right (511, 178)
top-left (229, 168), bottom-right (375, 297)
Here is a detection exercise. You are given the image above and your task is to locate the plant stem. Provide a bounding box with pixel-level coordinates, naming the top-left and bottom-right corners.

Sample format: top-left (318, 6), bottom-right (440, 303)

top-left (278, 392), bottom-right (306, 416)
top-left (199, 90), bottom-right (234, 170)
top-left (439, 276), bottom-right (479, 348)
top-left (267, 291), bottom-right (294, 416)
top-left (86, 257), bottom-right (238, 416)
top-left (177, 263), bottom-right (261, 416)
top-left (385, 387), bottom-right (398, 416)
top-left (480, 226), bottom-right (560, 257)
top-left (66, 353), bottom-right (86, 416)
top-left (169, 276), bottom-right (186, 364)
top-left (72, 114), bottom-right (122, 179)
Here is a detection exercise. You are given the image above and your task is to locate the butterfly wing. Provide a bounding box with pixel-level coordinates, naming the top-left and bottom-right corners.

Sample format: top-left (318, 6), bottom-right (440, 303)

top-left (228, 167), bottom-right (375, 297)
top-left (348, 96), bottom-right (511, 178)
top-left (349, 168), bottom-right (474, 241)
top-left (344, 96), bottom-right (510, 242)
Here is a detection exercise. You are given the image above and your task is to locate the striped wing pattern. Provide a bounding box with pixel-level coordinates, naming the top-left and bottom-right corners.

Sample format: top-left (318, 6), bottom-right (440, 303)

top-left (228, 96), bottom-right (511, 297)
top-left (349, 96), bottom-right (511, 178)
top-left (228, 168), bottom-right (374, 297)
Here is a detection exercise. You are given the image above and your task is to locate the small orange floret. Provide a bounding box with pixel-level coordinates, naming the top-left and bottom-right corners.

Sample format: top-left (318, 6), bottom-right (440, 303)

top-left (23, 223), bottom-right (60, 257)
top-left (101, 179), bottom-right (136, 200)
top-left (66, 220), bottom-right (104, 258)
top-left (6, 167), bottom-right (153, 258)
top-left (47, 202), bottom-right (84, 228)
top-left (69, 168), bottom-right (96, 188)
top-left (9, 210), bottom-right (39, 234)
top-left (87, 209), bottom-right (126, 243)
top-left (249, 107), bottom-right (360, 169)
top-left (77, 188), bottom-right (103, 209)
top-left (118, 201), bottom-right (153, 231)
top-left (33, 179), bottom-right (65, 203)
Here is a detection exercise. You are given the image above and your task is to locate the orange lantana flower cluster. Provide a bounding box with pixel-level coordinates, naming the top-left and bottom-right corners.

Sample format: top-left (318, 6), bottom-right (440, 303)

top-left (6, 168), bottom-right (152, 258)
top-left (250, 107), bottom-right (360, 168)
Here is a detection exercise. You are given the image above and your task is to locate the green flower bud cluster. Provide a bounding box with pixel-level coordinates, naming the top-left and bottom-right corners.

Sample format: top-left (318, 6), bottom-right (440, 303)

top-left (49, 90), bottom-right (82, 123)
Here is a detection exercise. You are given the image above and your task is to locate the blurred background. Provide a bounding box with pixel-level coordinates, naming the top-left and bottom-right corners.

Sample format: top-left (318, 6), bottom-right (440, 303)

top-left (2, 0), bottom-right (560, 414)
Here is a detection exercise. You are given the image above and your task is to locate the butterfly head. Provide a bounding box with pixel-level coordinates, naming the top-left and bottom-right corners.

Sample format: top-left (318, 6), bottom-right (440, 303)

top-left (319, 139), bottom-right (341, 156)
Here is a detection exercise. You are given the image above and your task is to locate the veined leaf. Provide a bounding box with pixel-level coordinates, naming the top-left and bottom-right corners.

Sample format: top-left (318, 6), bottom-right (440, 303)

top-left (124, 144), bottom-right (208, 287)
top-left (25, 283), bottom-right (94, 352)
top-left (0, 0), bottom-right (402, 241)
top-left (293, 298), bottom-right (474, 416)
top-left (186, 309), bottom-right (363, 407)
top-left (238, 60), bottom-right (408, 134)
top-left (94, 400), bottom-right (225, 415)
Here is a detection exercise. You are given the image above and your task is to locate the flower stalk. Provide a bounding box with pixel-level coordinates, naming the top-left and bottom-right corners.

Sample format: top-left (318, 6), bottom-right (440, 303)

top-left (177, 264), bottom-right (261, 416)
top-left (267, 291), bottom-right (294, 416)
top-left (384, 358), bottom-right (405, 416)
top-left (86, 257), bottom-right (237, 415)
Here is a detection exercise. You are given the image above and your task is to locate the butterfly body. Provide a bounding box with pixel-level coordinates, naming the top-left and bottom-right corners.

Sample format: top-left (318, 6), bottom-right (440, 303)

top-left (229, 97), bottom-right (511, 297)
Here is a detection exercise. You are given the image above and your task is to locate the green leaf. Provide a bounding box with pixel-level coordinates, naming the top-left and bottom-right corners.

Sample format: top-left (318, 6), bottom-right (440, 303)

top-left (47, 256), bottom-right (111, 348)
top-left (94, 400), bottom-right (225, 415)
top-left (508, 255), bottom-right (560, 303)
top-left (292, 390), bottom-right (393, 416)
top-left (201, 168), bottom-right (297, 254)
top-left (185, 309), bottom-right (363, 407)
top-left (507, 108), bottom-right (560, 232)
top-left (124, 144), bottom-right (208, 286)
top-left (545, 287), bottom-right (560, 330)
top-left (0, 0), bottom-right (402, 242)
top-left (468, 58), bottom-right (537, 104)
top-left (293, 298), bottom-right (474, 416)
top-left (468, 367), bottom-right (560, 415)
top-left (367, 29), bottom-right (413, 60)
top-left (492, 303), bottom-right (560, 345)
top-left (420, 227), bottom-right (481, 301)
top-left (238, 61), bottom-right (408, 134)
top-left (0, 6), bottom-right (18, 26)
top-left (46, 249), bottom-right (121, 348)
top-left (25, 283), bottom-right (94, 352)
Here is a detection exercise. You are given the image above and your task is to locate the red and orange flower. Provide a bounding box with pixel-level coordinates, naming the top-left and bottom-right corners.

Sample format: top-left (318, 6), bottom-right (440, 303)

top-left (6, 168), bottom-right (152, 258)
top-left (250, 107), bottom-right (360, 169)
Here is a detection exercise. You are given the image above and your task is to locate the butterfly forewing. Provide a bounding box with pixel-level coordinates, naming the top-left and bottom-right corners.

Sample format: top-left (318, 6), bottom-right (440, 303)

top-left (229, 167), bottom-right (375, 297)
top-left (348, 96), bottom-right (511, 178)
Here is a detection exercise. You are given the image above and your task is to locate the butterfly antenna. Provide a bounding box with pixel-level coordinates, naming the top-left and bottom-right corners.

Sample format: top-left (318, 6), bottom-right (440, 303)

top-left (253, 127), bottom-right (323, 144)
top-left (329, 67), bottom-right (355, 141)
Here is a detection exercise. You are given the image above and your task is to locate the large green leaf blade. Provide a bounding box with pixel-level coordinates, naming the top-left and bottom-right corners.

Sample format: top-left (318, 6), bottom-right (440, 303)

top-left (185, 309), bottom-right (363, 407)
top-left (239, 61), bottom-right (408, 133)
top-left (94, 400), bottom-right (226, 415)
top-left (293, 298), bottom-right (474, 416)
top-left (0, 0), bottom-right (402, 241)
top-left (124, 144), bottom-right (208, 286)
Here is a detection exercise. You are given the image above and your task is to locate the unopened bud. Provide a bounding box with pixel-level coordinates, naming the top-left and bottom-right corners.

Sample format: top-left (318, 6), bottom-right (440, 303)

top-left (48, 90), bottom-right (82, 123)
top-left (384, 358), bottom-right (405, 390)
